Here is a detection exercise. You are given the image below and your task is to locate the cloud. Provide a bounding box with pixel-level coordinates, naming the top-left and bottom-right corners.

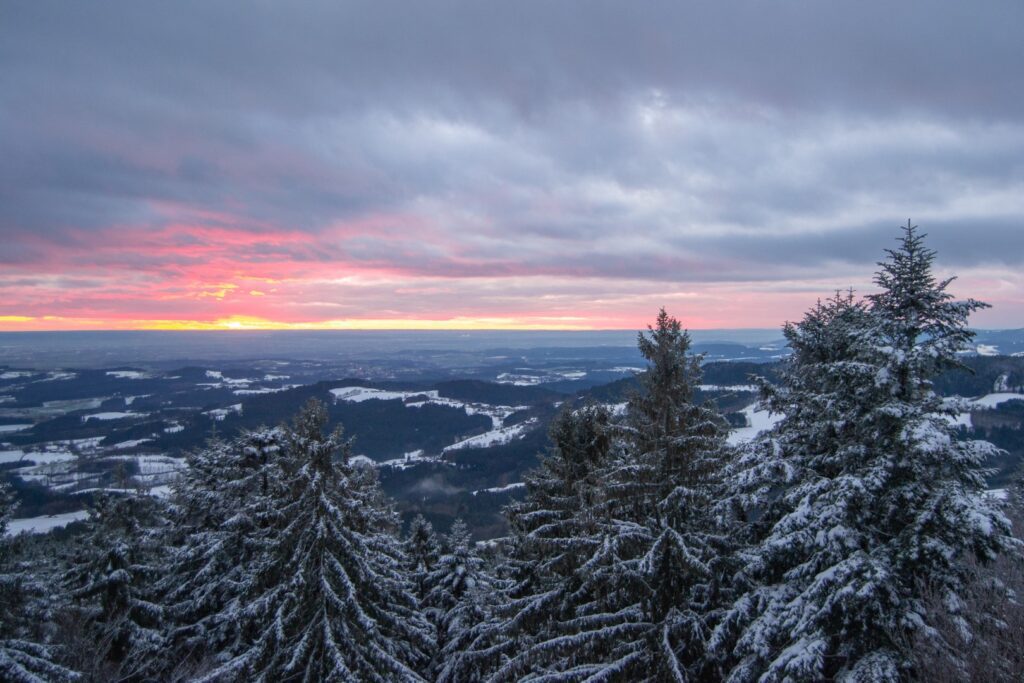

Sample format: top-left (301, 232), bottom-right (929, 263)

top-left (1, 1), bottom-right (1022, 329)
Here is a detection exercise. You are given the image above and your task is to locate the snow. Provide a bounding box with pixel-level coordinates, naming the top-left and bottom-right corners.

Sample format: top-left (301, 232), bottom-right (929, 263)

top-left (986, 489), bottom-right (1008, 501)
top-left (40, 371), bottom-right (76, 381)
top-left (0, 423), bottom-right (32, 433)
top-left (609, 366), bottom-right (644, 373)
top-left (442, 419), bottom-right (537, 453)
top-left (124, 394), bottom-right (150, 406)
top-left (0, 449), bottom-right (77, 466)
top-left (728, 404), bottom-right (783, 445)
top-left (5, 510), bottom-right (89, 536)
top-left (110, 439), bottom-right (152, 450)
top-left (332, 385), bottom-right (524, 431)
top-left (263, 374), bottom-right (290, 380)
top-left (472, 482), bottom-right (526, 496)
top-left (331, 386), bottom-right (439, 403)
top-left (163, 423), bottom-right (184, 433)
top-left (698, 384), bottom-right (759, 392)
top-left (0, 371), bottom-right (33, 379)
top-left (205, 370), bottom-right (223, 379)
top-left (976, 344), bottom-right (1000, 356)
top-left (83, 411), bottom-right (146, 421)
top-left (233, 385), bottom-right (298, 395)
top-left (606, 402), bottom-right (629, 416)
top-left (205, 404), bottom-right (243, 421)
top-left (495, 374), bottom-right (543, 386)
top-left (106, 370), bottom-right (147, 379)
top-left (44, 397), bottom-right (105, 411)
top-left (969, 393), bottom-right (1024, 409)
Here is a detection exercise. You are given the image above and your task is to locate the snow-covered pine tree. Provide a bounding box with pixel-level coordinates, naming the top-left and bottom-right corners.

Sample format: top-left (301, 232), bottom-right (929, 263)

top-left (714, 223), bottom-right (1011, 682)
top-left (425, 519), bottom-right (494, 676)
top-left (204, 399), bottom-right (432, 682)
top-left (453, 311), bottom-right (733, 682)
top-left (62, 493), bottom-right (166, 681)
top-left (405, 514), bottom-right (441, 605)
top-left (438, 403), bottom-right (618, 682)
top-left (602, 309), bottom-right (732, 680)
top-left (0, 483), bottom-right (79, 682)
top-left (157, 429), bottom-right (288, 677)
top-left (618, 308), bottom-right (728, 521)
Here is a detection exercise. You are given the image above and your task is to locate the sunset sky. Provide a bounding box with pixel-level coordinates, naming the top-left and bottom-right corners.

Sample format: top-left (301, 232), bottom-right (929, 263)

top-left (1, 1), bottom-right (1022, 331)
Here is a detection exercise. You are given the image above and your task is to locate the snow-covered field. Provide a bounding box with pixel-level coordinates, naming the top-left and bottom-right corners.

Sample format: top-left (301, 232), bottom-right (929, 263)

top-left (106, 370), bottom-right (148, 379)
top-left (0, 449), bottom-right (78, 466)
top-left (83, 411), bottom-right (147, 421)
top-left (5, 510), bottom-right (89, 536)
top-left (473, 482), bottom-right (525, 496)
top-left (333, 385), bottom-right (527, 435)
top-left (969, 392), bottom-right (1024, 409)
top-left (727, 404), bottom-right (783, 445)
top-left (443, 419), bottom-right (537, 453)
top-left (0, 423), bottom-right (32, 433)
top-left (205, 404), bottom-right (242, 421)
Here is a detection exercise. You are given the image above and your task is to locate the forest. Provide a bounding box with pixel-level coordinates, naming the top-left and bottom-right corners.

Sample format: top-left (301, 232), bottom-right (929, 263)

top-left (2, 224), bottom-right (1021, 682)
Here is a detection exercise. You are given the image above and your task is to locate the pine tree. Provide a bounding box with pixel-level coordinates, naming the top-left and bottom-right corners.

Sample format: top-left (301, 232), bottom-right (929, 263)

top-left (62, 493), bottom-right (166, 681)
top-left (404, 514), bottom-right (441, 605)
top-left (157, 429), bottom-right (287, 677)
top-left (205, 399), bottom-right (432, 682)
top-left (439, 404), bottom-right (618, 682)
top-left (425, 519), bottom-right (494, 676)
top-left (715, 224), bottom-right (1011, 681)
top-left (452, 311), bottom-right (732, 682)
top-left (0, 483), bottom-right (79, 682)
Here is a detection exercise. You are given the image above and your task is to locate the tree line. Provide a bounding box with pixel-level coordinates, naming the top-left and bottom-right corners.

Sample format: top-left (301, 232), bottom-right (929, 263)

top-left (2, 222), bottom-right (1021, 681)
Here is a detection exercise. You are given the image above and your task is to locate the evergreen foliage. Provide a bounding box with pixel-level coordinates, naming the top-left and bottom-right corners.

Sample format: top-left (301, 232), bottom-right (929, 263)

top-left (62, 493), bottom-right (166, 681)
top-left (205, 399), bottom-right (432, 682)
top-left (157, 429), bottom-right (288, 677)
top-left (0, 483), bottom-right (80, 682)
top-left (405, 514), bottom-right (441, 605)
top-left (714, 223), bottom-right (1011, 681)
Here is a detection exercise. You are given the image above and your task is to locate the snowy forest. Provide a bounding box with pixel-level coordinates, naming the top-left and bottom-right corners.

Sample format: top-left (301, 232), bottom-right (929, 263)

top-left (2, 223), bottom-right (1021, 682)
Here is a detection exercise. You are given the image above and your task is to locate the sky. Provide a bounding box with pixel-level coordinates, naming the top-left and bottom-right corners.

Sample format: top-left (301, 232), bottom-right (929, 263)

top-left (1, 1), bottom-right (1022, 331)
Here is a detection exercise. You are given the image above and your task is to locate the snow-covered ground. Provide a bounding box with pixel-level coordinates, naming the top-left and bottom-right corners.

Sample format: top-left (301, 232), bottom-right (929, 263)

top-left (332, 385), bottom-right (527, 432)
top-left (83, 411), bottom-right (147, 421)
top-left (699, 384), bottom-right (758, 393)
top-left (0, 424), bottom-right (32, 433)
top-left (443, 419), bottom-right (537, 453)
top-left (205, 404), bottom-right (242, 421)
top-left (106, 370), bottom-right (147, 379)
top-left (331, 386), bottom-right (437, 403)
top-left (495, 368), bottom-right (588, 386)
top-left (5, 510), bottom-right (89, 536)
top-left (473, 482), bottom-right (525, 496)
top-left (0, 371), bottom-right (33, 380)
top-left (969, 393), bottom-right (1024, 409)
top-left (727, 404), bottom-right (783, 445)
top-left (0, 449), bottom-right (78, 466)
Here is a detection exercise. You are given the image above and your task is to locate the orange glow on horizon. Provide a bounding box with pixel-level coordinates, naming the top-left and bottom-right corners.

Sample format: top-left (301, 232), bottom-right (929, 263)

top-left (0, 314), bottom-right (612, 332)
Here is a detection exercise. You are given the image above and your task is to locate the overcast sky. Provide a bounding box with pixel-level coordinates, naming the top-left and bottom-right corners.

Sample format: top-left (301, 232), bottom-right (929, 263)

top-left (1, 1), bottom-right (1022, 330)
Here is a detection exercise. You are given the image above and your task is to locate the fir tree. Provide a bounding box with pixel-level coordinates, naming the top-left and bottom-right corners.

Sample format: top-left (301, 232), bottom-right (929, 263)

top-left (439, 404), bottom-right (617, 682)
top-left (0, 483), bottom-right (79, 682)
top-left (205, 399), bottom-right (432, 682)
top-left (452, 311), bottom-right (732, 682)
top-left (62, 493), bottom-right (166, 681)
top-left (157, 429), bottom-right (288, 677)
top-left (405, 514), bottom-right (441, 605)
top-left (425, 519), bottom-right (494, 676)
top-left (715, 224), bottom-right (1011, 681)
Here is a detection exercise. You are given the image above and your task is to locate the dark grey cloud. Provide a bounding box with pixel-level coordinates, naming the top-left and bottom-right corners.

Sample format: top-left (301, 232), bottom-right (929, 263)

top-left (0, 0), bottom-right (1022, 326)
